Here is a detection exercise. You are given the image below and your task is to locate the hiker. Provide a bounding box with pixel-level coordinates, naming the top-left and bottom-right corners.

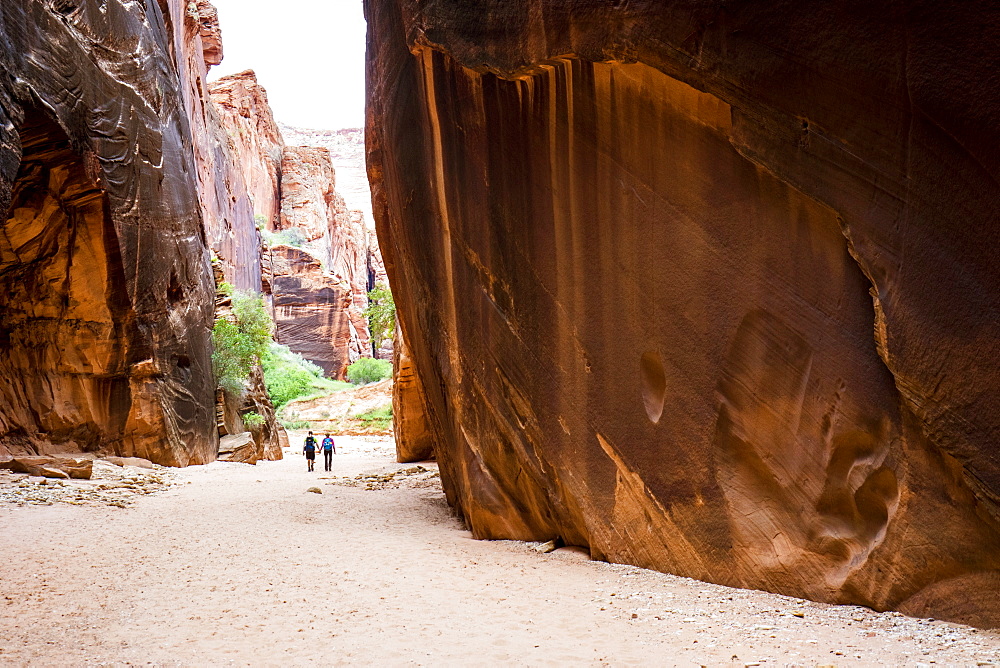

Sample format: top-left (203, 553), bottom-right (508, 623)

top-left (321, 433), bottom-right (336, 471)
top-left (303, 431), bottom-right (317, 472)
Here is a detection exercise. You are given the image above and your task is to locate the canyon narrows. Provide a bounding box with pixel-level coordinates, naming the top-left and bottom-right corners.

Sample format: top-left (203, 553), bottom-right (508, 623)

top-left (0, 0), bottom-right (383, 468)
top-left (1, 0), bottom-right (999, 651)
top-left (366, 0), bottom-right (1000, 626)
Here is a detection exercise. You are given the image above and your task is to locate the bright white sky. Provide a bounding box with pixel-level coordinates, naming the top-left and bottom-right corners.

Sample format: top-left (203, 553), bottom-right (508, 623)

top-left (207, 0), bottom-right (368, 130)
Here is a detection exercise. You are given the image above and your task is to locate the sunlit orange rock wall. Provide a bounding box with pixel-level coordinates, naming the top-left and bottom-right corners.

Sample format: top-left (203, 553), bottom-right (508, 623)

top-left (366, 0), bottom-right (1000, 625)
top-left (392, 326), bottom-right (434, 463)
top-left (0, 0), bottom-right (217, 466)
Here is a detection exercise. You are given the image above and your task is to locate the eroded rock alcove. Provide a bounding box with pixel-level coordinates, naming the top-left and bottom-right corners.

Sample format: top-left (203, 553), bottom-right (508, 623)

top-left (0, 106), bottom-right (127, 458)
top-left (367, 0), bottom-right (1000, 626)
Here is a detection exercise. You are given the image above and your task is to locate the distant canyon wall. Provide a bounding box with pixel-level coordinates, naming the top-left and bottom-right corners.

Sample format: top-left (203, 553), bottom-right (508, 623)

top-left (366, 0), bottom-right (1000, 625)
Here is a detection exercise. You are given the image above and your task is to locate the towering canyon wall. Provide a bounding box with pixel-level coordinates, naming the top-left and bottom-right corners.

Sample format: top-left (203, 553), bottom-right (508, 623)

top-left (0, 0), bottom-right (217, 466)
top-left (267, 146), bottom-right (385, 378)
top-left (160, 0), bottom-right (283, 460)
top-left (161, 0), bottom-right (262, 294)
top-left (209, 71), bottom-right (285, 231)
top-left (366, 0), bottom-right (1000, 626)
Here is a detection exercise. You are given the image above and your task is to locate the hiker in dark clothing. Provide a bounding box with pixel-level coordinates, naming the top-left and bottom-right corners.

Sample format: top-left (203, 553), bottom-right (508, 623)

top-left (321, 433), bottom-right (336, 472)
top-left (303, 431), bottom-right (317, 472)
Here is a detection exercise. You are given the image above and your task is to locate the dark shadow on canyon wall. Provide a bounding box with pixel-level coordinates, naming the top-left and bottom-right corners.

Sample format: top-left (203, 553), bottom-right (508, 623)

top-left (366, 0), bottom-right (1000, 627)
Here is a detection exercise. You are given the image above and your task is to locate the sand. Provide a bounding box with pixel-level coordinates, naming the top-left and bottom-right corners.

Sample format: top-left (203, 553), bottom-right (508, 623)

top-left (1, 434), bottom-right (999, 667)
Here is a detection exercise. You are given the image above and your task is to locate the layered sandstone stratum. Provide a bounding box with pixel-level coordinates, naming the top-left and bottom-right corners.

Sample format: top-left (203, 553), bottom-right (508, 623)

top-left (366, 0), bottom-right (1000, 626)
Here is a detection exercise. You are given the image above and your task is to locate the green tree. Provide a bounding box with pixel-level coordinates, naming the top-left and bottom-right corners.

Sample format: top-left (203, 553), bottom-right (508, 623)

top-left (211, 290), bottom-right (273, 395)
top-left (363, 283), bottom-right (395, 354)
top-left (242, 412), bottom-right (266, 429)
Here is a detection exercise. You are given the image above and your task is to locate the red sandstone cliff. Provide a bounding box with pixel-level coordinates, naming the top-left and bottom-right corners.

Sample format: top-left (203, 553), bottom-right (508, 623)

top-left (162, 0), bottom-right (282, 458)
top-left (366, 0), bottom-right (1000, 626)
top-left (270, 146), bottom-right (386, 377)
top-left (162, 0), bottom-right (262, 294)
top-left (277, 124), bottom-right (373, 238)
top-left (209, 71), bottom-right (285, 231)
top-left (0, 0), bottom-right (218, 466)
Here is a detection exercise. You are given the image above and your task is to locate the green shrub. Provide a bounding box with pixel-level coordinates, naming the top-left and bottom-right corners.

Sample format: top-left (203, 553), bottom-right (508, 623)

top-left (264, 362), bottom-right (315, 408)
top-left (263, 228), bottom-right (307, 248)
top-left (211, 290), bottom-right (273, 395)
top-left (242, 412), bottom-right (265, 429)
top-left (232, 291), bottom-right (273, 344)
top-left (347, 357), bottom-right (392, 385)
top-left (254, 214), bottom-right (267, 230)
top-left (363, 283), bottom-right (395, 352)
top-left (217, 281), bottom-right (234, 297)
top-left (263, 343), bottom-right (351, 408)
top-left (355, 404), bottom-right (393, 430)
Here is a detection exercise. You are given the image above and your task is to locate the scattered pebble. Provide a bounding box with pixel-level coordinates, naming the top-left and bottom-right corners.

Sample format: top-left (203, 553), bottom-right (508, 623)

top-left (326, 465), bottom-right (439, 490)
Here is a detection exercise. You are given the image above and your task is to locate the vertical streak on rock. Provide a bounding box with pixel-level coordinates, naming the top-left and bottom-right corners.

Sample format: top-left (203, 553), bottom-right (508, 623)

top-left (419, 48), bottom-right (462, 388)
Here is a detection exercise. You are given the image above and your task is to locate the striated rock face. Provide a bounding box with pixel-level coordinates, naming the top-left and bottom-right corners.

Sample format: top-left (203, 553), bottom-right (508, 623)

top-left (0, 0), bottom-right (217, 466)
top-left (269, 244), bottom-right (355, 378)
top-left (164, 0), bottom-right (284, 463)
top-left (274, 147), bottom-right (387, 373)
top-left (209, 71), bottom-right (285, 231)
top-left (366, 0), bottom-right (1000, 625)
top-left (163, 0), bottom-right (261, 293)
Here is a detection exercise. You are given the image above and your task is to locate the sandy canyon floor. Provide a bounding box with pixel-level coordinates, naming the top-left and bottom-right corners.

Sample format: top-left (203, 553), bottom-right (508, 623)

top-left (1, 436), bottom-right (999, 667)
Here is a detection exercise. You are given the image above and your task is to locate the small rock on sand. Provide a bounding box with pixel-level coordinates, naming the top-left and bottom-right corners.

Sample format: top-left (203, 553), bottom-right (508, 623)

top-left (307, 487), bottom-right (322, 494)
top-left (534, 539), bottom-right (559, 554)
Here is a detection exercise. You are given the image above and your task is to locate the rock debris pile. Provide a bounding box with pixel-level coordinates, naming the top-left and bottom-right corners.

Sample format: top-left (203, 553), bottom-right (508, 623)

top-left (0, 461), bottom-right (173, 508)
top-left (326, 465), bottom-right (440, 491)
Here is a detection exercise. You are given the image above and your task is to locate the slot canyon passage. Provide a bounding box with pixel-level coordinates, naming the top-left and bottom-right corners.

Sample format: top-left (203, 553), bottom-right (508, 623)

top-left (1, 0), bottom-right (1000, 665)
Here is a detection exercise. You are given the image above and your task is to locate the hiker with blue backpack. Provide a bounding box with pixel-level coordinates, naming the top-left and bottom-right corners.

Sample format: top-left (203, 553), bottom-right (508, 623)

top-left (303, 431), bottom-right (317, 472)
top-left (321, 433), bottom-right (336, 471)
